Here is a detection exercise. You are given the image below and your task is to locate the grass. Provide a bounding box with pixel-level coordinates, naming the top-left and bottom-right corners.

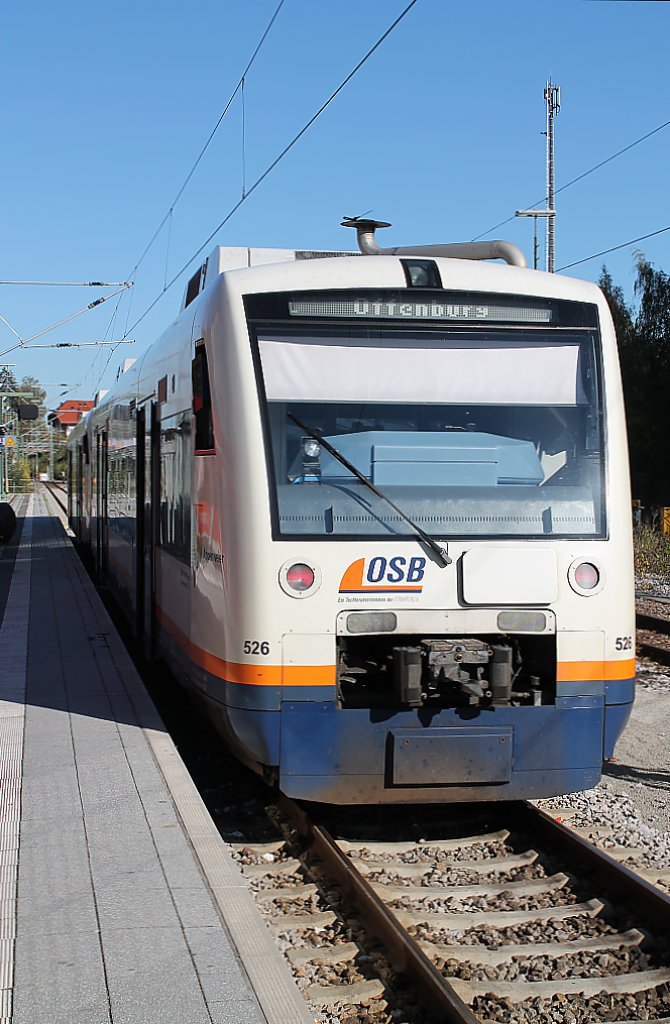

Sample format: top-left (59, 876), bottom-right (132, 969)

top-left (635, 524), bottom-right (670, 585)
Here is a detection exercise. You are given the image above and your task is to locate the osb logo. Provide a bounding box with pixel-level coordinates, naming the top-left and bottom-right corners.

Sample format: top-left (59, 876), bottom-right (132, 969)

top-left (339, 556), bottom-right (426, 594)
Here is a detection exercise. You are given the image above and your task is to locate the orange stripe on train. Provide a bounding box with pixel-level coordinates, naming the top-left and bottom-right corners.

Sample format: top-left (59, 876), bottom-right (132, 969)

top-left (156, 604), bottom-right (335, 686)
top-left (156, 605), bottom-right (634, 688)
top-left (556, 659), bottom-right (636, 682)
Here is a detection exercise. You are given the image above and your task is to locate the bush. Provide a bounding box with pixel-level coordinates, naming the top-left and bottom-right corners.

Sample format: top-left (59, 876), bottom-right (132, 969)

top-left (635, 524), bottom-right (670, 586)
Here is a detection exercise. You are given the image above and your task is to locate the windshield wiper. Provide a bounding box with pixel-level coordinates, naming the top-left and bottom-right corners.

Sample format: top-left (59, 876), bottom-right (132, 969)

top-left (288, 411), bottom-right (452, 567)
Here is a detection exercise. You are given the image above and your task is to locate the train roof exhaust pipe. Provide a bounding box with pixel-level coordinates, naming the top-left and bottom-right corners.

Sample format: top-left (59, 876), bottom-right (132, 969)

top-left (342, 217), bottom-right (527, 269)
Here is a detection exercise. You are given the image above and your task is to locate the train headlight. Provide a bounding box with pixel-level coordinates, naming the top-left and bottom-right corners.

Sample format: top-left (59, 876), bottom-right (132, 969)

top-left (568, 559), bottom-right (604, 596)
top-left (302, 438), bottom-right (321, 459)
top-left (300, 436), bottom-right (321, 483)
top-left (279, 560), bottom-right (322, 598)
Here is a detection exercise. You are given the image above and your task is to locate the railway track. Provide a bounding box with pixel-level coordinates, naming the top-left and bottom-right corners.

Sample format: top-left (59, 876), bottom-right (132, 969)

top-left (636, 612), bottom-right (670, 667)
top-left (231, 798), bottom-right (670, 1024)
top-left (50, 499), bottom-right (668, 1022)
top-left (41, 480), bottom-right (68, 516)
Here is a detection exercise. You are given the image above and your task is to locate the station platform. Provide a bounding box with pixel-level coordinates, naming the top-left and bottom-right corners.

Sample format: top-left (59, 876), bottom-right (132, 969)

top-left (0, 495), bottom-right (313, 1024)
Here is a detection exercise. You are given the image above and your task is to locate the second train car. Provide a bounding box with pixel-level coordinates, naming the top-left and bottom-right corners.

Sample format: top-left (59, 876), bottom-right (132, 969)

top-left (68, 220), bottom-right (635, 803)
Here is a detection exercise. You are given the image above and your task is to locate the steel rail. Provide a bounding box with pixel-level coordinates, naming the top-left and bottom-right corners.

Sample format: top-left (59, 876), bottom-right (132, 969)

top-left (638, 641), bottom-right (670, 667)
top-left (512, 802), bottom-right (670, 932)
top-left (637, 612), bottom-right (670, 635)
top-left (280, 796), bottom-right (479, 1024)
top-left (42, 481), bottom-right (68, 516)
top-left (636, 592), bottom-right (670, 605)
top-left (279, 795), bottom-right (670, 1021)
top-left (636, 612), bottom-right (670, 665)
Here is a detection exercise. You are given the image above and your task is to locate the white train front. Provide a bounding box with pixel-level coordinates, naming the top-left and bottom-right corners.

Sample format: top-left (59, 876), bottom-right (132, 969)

top-left (68, 228), bottom-right (635, 804)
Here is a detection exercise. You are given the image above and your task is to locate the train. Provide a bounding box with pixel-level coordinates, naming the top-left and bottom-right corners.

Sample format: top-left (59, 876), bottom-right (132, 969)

top-left (68, 218), bottom-right (635, 804)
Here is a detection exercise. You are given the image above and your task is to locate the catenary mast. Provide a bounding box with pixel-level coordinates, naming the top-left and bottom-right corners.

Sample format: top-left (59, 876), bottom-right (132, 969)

top-left (545, 80), bottom-right (561, 272)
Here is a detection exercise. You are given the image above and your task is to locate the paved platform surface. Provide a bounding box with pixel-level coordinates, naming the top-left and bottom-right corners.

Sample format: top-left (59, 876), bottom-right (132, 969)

top-left (0, 494), bottom-right (313, 1024)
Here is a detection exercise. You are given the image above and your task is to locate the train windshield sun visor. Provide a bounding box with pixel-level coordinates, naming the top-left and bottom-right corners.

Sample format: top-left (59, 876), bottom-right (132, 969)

top-left (287, 410), bottom-right (451, 567)
top-left (258, 332), bottom-right (588, 406)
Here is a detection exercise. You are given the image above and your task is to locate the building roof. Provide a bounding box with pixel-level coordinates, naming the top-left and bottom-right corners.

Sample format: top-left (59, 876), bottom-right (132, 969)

top-left (52, 400), bottom-right (94, 427)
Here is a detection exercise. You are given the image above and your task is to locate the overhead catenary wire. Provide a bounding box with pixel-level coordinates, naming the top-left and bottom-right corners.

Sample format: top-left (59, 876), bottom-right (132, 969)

top-left (91, 286), bottom-right (128, 394)
top-left (75, 0), bottom-right (288, 400)
top-left (163, 210), bottom-right (173, 292)
top-left (0, 280), bottom-right (133, 398)
top-left (470, 116), bottom-right (670, 242)
top-left (241, 76), bottom-right (247, 199)
top-left (124, 0), bottom-right (287, 282)
top-left (0, 315), bottom-right (22, 342)
top-left (95, 344), bottom-right (122, 392)
top-left (124, 0), bottom-right (420, 337)
top-left (19, 286), bottom-right (130, 346)
top-left (4, 27), bottom-right (220, 401)
top-left (0, 280), bottom-right (131, 287)
top-left (22, 340), bottom-right (135, 349)
top-left (0, 285), bottom-right (131, 359)
top-left (557, 223), bottom-right (670, 272)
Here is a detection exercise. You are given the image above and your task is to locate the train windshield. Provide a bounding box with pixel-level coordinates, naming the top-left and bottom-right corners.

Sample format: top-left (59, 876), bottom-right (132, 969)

top-left (256, 324), bottom-right (605, 538)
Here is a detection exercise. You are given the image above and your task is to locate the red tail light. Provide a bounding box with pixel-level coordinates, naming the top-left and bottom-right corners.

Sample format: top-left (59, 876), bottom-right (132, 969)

top-left (286, 563), bottom-right (315, 592)
top-left (574, 562), bottom-right (599, 590)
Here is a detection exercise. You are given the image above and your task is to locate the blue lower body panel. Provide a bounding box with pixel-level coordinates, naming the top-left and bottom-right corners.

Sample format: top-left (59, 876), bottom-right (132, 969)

top-left (278, 700), bottom-right (606, 804)
top-left (391, 726), bottom-right (514, 785)
top-left (603, 678), bottom-right (635, 759)
top-left (160, 623), bottom-right (634, 802)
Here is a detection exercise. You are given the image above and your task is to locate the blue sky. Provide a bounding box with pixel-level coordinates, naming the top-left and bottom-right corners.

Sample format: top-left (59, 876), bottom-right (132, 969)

top-left (2, 0), bottom-right (668, 408)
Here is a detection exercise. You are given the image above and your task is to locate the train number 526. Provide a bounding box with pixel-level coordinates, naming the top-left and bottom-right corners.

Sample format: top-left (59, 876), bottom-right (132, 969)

top-left (244, 640), bottom-right (270, 656)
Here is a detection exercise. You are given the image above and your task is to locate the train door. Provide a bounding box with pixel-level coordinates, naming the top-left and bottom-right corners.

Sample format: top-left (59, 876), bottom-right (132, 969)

top-left (67, 445), bottom-right (83, 535)
top-left (67, 449), bottom-right (73, 520)
top-left (140, 402), bottom-right (159, 660)
top-left (95, 428), bottom-right (109, 577)
top-left (76, 446), bottom-right (83, 531)
top-left (135, 407), bottom-right (146, 642)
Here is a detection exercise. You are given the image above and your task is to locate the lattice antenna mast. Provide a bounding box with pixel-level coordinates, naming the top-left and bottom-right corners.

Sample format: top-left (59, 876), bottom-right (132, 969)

top-left (545, 80), bottom-right (561, 272)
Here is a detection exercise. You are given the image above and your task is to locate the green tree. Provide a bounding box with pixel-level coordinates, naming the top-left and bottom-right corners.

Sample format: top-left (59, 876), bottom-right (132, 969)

top-left (18, 375), bottom-right (47, 414)
top-left (600, 257), bottom-right (670, 506)
top-left (598, 266), bottom-right (634, 347)
top-left (0, 367), bottom-right (20, 433)
top-left (0, 366), bottom-right (19, 395)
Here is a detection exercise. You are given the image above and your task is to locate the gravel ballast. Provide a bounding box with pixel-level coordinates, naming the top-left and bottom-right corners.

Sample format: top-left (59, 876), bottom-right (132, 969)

top-left (538, 626), bottom-right (670, 873)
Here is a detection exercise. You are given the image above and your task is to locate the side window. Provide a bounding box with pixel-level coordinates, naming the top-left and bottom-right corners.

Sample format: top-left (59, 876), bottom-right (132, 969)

top-left (192, 342), bottom-right (215, 452)
top-left (159, 412), bottom-right (192, 564)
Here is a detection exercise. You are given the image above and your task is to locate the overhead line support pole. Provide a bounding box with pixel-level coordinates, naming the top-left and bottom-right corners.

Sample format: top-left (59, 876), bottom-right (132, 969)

top-left (545, 80), bottom-right (561, 272)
